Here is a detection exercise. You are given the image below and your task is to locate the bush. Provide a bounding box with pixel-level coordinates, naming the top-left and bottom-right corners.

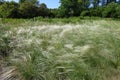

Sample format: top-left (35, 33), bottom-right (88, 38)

top-left (0, 24), bottom-right (14, 57)
top-left (102, 2), bottom-right (117, 18)
top-left (0, 36), bottom-right (11, 57)
top-left (115, 4), bottom-right (120, 18)
top-left (19, 2), bottom-right (38, 18)
top-left (0, 1), bottom-right (19, 18)
top-left (80, 10), bottom-right (89, 17)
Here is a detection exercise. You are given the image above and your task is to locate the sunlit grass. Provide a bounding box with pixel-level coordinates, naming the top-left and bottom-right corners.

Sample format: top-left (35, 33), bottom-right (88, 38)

top-left (0, 18), bottom-right (120, 80)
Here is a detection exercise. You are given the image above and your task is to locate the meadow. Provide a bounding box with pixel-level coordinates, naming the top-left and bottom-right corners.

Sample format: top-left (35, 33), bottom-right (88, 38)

top-left (0, 17), bottom-right (120, 80)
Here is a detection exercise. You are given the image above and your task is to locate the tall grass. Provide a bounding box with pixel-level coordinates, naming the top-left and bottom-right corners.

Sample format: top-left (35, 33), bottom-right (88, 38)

top-left (0, 18), bottom-right (120, 80)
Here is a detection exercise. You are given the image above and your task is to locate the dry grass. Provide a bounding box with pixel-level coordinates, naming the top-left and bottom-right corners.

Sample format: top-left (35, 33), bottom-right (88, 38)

top-left (0, 18), bottom-right (120, 80)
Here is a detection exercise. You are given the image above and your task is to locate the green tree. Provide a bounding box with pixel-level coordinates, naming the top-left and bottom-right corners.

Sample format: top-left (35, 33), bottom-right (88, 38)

top-left (0, 0), bottom-right (4, 5)
top-left (102, 2), bottom-right (117, 18)
top-left (38, 3), bottom-right (50, 17)
top-left (106, 0), bottom-right (116, 4)
top-left (59, 0), bottom-right (76, 17)
top-left (115, 4), bottom-right (120, 18)
top-left (19, 2), bottom-right (38, 18)
top-left (49, 8), bottom-right (59, 18)
top-left (39, 3), bottom-right (47, 9)
top-left (0, 1), bottom-right (19, 18)
top-left (89, 6), bottom-right (103, 17)
top-left (77, 0), bottom-right (89, 12)
top-left (19, 0), bottom-right (26, 4)
top-left (59, 0), bottom-right (89, 17)
top-left (19, 0), bottom-right (39, 6)
top-left (92, 0), bottom-right (100, 8)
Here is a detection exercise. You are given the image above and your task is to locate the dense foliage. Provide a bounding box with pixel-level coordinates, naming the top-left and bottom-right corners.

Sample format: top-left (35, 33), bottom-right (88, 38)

top-left (0, 0), bottom-right (120, 18)
top-left (0, 0), bottom-right (51, 18)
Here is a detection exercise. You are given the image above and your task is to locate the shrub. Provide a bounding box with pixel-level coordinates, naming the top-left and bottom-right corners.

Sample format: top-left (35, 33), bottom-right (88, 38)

top-left (80, 10), bottom-right (89, 17)
top-left (19, 2), bottom-right (38, 18)
top-left (115, 4), bottom-right (120, 18)
top-left (0, 1), bottom-right (19, 18)
top-left (0, 34), bottom-right (12, 57)
top-left (102, 2), bottom-right (117, 18)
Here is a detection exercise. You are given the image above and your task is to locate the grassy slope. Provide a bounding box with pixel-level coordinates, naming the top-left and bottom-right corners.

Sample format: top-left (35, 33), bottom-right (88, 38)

top-left (0, 17), bottom-right (120, 80)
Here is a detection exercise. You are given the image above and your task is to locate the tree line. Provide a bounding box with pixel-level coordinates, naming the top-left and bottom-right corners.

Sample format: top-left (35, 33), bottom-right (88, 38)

top-left (0, 0), bottom-right (120, 18)
top-left (0, 0), bottom-right (51, 18)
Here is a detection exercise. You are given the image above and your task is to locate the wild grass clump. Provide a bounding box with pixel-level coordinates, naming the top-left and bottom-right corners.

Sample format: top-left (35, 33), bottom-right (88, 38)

top-left (0, 18), bottom-right (120, 80)
top-left (0, 23), bottom-right (13, 57)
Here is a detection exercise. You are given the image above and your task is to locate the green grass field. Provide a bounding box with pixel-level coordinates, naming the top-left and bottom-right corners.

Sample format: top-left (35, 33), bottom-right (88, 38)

top-left (0, 18), bottom-right (120, 80)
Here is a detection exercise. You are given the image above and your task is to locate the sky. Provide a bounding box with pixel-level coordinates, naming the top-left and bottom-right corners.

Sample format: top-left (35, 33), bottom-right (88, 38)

top-left (40, 0), bottom-right (60, 8)
top-left (6, 0), bottom-right (60, 8)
